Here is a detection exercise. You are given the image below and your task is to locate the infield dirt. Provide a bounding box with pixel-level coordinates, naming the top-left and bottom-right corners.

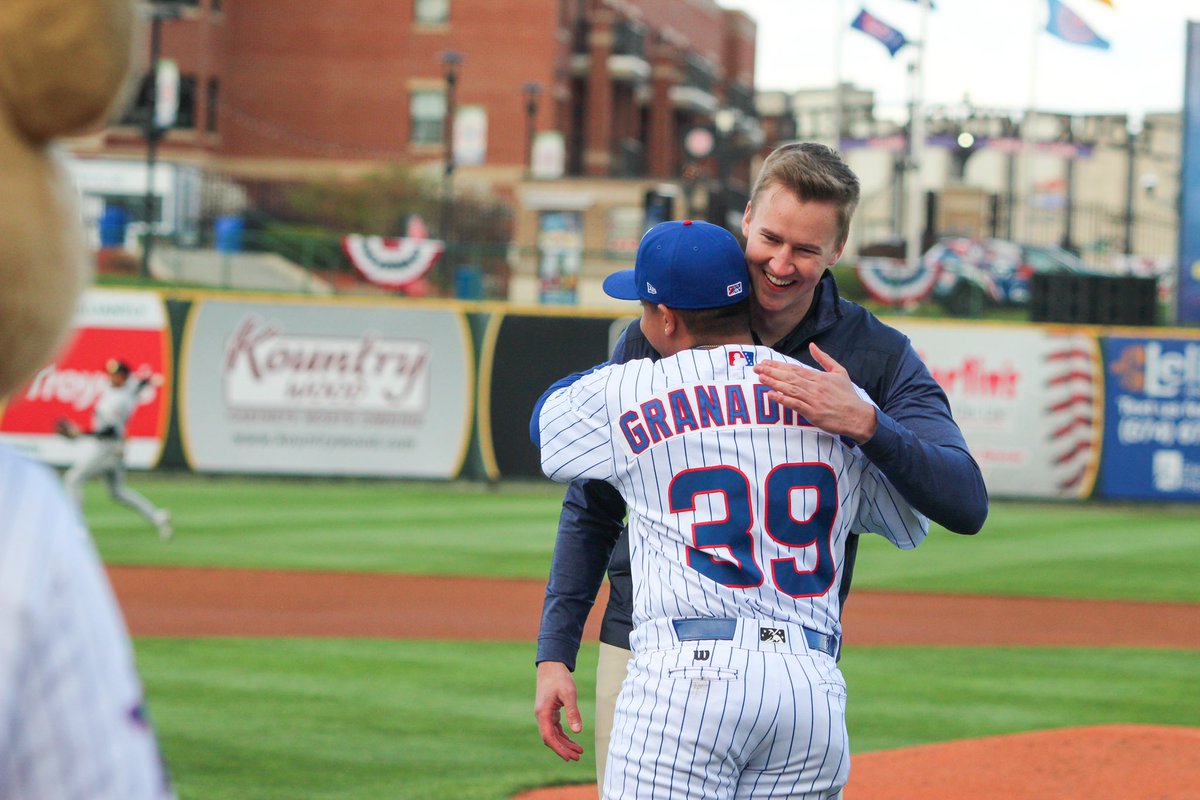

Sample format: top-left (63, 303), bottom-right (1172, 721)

top-left (110, 566), bottom-right (1200, 800)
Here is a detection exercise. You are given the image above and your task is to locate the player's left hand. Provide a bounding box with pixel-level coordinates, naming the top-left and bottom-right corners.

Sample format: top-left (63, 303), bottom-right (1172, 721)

top-left (754, 343), bottom-right (878, 443)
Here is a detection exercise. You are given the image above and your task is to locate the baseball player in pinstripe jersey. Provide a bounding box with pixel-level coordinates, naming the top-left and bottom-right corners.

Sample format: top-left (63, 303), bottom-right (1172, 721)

top-left (0, 448), bottom-right (174, 799)
top-left (532, 220), bottom-right (928, 799)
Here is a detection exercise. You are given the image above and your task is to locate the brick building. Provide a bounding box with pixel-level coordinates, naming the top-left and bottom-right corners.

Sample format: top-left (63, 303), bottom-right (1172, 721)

top-left (69, 0), bottom-right (761, 301)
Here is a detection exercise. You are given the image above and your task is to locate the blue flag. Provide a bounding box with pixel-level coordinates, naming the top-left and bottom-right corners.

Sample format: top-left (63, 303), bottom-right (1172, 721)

top-left (1045, 0), bottom-right (1111, 50)
top-left (851, 8), bottom-right (908, 57)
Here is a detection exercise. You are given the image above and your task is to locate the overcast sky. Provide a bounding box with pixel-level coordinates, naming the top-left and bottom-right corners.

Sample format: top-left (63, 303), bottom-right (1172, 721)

top-left (718, 0), bottom-right (1200, 123)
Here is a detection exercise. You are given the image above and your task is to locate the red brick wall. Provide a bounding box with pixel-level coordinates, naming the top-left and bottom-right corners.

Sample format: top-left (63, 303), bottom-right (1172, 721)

top-left (118, 0), bottom-right (757, 183)
top-left (174, 0), bottom-right (561, 165)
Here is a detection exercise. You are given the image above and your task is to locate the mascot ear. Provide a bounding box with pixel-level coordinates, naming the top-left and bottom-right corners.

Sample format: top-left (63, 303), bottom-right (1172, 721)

top-left (0, 0), bottom-right (136, 398)
top-left (0, 0), bottom-right (137, 142)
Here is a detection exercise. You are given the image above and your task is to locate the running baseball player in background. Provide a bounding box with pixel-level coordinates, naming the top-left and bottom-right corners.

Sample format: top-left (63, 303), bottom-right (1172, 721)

top-left (0, 0), bottom-right (174, 793)
top-left (531, 220), bottom-right (928, 799)
top-left (57, 358), bottom-right (172, 540)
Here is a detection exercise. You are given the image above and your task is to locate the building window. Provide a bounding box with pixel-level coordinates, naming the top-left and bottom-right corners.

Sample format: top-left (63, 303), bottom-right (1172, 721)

top-left (176, 74), bottom-right (197, 129)
top-left (116, 70), bottom-right (198, 130)
top-left (206, 77), bottom-right (219, 132)
top-left (410, 89), bottom-right (446, 145)
top-left (415, 0), bottom-right (449, 24)
top-left (211, 0), bottom-right (221, 11)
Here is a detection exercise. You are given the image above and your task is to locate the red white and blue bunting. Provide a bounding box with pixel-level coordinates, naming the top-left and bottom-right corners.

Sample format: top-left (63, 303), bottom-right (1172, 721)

top-left (855, 255), bottom-right (940, 307)
top-left (342, 234), bottom-right (444, 289)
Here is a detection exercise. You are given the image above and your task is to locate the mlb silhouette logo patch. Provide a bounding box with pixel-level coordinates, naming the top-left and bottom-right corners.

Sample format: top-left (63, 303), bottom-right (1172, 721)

top-left (760, 628), bottom-right (786, 644)
top-left (729, 350), bottom-right (756, 367)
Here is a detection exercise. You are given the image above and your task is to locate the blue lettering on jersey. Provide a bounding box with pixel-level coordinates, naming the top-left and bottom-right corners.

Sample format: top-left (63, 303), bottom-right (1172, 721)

top-left (725, 385), bottom-right (751, 425)
top-left (617, 381), bottom-right (817, 456)
top-left (668, 389), bottom-right (700, 433)
top-left (641, 399), bottom-right (672, 443)
top-left (619, 410), bottom-right (650, 454)
top-left (754, 384), bottom-right (780, 424)
top-left (694, 385), bottom-right (724, 427)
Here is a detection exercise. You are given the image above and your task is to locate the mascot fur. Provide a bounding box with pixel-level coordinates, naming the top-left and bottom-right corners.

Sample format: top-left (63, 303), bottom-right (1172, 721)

top-left (0, 0), bottom-right (135, 398)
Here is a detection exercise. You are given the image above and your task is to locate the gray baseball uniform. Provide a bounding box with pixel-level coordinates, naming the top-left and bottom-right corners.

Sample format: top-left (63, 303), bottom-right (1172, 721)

top-left (63, 372), bottom-right (170, 538)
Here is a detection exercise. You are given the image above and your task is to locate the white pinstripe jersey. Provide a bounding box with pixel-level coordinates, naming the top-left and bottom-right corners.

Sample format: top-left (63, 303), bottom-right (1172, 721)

top-left (538, 345), bottom-right (928, 643)
top-left (0, 446), bottom-right (172, 800)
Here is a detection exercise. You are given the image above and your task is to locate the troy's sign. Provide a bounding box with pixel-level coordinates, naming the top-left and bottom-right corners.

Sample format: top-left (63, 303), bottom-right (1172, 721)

top-left (223, 316), bottom-right (430, 412)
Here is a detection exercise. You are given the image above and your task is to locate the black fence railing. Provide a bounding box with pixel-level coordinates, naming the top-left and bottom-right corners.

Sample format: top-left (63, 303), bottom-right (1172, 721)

top-left (612, 19), bottom-right (646, 59)
top-left (987, 195), bottom-right (1176, 264)
top-left (682, 53), bottom-right (715, 96)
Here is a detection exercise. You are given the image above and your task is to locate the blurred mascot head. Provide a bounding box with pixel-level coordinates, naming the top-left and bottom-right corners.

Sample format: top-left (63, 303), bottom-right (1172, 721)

top-left (0, 0), bottom-right (135, 398)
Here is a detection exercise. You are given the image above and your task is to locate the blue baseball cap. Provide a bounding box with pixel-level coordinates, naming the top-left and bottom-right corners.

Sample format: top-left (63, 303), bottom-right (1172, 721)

top-left (602, 220), bottom-right (748, 309)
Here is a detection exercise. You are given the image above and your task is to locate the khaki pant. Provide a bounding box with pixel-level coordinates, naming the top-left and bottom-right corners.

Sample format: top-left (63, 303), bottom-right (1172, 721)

top-left (594, 642), bottom-right (633, 789)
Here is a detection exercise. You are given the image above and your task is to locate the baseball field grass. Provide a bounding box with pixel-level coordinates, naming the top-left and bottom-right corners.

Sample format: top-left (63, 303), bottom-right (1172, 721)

top-left (89, 474), bottom-right (1200, 601)
top-left (133, 640), bottom-right (1198, 800)
top-left (80, 474), bottom-right (1200, 800)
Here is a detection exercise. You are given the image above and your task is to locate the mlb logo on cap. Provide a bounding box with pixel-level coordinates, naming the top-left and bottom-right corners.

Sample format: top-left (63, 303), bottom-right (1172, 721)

top-left (602, 220), bottom-right (749, 309)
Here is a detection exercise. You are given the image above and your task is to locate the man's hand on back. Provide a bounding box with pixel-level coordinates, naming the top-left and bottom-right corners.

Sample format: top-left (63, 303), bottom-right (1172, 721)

top-left (755, 343), bottom-right (879, 444)
top-left (534, 661), bottom-right (585, 762)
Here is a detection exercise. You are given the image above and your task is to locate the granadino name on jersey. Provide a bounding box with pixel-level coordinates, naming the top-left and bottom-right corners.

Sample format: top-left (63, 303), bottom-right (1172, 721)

top-left (618, 380), bottom-right (813, 456)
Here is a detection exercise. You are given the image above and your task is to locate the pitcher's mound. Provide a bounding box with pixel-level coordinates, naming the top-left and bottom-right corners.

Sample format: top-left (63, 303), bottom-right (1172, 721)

top-left (517, 724), bottom-right (1200, 800)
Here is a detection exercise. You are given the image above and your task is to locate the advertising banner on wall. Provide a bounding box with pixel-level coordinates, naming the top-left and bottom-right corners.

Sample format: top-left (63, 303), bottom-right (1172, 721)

top-left (179, 299), bottom-right (473, 478)
top-left (0, 289), bottom-right (170, 469)
top-left (1099, 335), bottom-right (1200, 500)
top-left (898, 321), bottom-right (1103, 499)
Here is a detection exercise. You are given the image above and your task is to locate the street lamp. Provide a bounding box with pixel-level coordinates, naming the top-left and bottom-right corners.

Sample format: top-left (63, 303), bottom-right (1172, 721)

top-left (438, 50), bottom-right (463, 287)
top-left (712, 109), bottom-right (737, 231)
top-left (522, 81), bottom-right (542, 175)
top-left (1058, 115), bottom-right (1079, 255)
top-left (140, 2), bottom-right (183, 279)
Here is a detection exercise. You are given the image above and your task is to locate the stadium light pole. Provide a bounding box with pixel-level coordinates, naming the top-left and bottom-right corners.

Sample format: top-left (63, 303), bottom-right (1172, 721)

top-left (141, 2), bottom-right (183, 279)
top-left (713, 108), bottom-right (738, 232)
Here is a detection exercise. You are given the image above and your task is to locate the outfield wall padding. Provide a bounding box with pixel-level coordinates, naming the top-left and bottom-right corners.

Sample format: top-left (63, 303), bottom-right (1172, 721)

top-left (3, 287), bottom-right (1198, 502)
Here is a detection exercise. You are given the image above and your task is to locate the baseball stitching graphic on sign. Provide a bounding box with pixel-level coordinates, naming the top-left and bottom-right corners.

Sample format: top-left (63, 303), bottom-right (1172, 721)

top-left (1043, 332), bottom-right (1102, 494)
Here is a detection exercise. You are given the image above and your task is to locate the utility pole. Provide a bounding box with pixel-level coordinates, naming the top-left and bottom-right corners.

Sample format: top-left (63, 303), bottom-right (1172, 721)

top-left (438, 50), bottom-right (463, 289)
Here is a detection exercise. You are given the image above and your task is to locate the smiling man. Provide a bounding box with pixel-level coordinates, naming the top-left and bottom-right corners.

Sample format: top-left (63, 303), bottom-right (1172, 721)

top-left (533, 142), bottom-right (989, 790)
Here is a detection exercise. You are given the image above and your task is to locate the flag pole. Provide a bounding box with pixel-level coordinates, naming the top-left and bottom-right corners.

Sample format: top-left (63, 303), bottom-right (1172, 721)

top-left (904, 0), bottom-right (931, 276)
top-left (832, 0), bottom-right (844, 148)
top-left (1020, 0), bottom-right (1042, 243)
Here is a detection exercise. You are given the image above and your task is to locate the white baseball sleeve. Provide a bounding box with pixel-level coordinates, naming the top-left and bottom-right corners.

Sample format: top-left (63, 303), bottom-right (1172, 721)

top-left (853, 460), bottom-right (930, 550)
top-left (537, 366), bottom-right (618, 484)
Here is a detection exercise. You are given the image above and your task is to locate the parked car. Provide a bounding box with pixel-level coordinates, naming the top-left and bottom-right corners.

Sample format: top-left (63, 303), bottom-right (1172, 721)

top-left (925, 237), bottom-right (1096, 317)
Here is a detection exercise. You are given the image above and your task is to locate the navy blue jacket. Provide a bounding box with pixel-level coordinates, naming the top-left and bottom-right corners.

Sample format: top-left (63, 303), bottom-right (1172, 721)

top-left (535, 272), bottom-right (988, 670)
